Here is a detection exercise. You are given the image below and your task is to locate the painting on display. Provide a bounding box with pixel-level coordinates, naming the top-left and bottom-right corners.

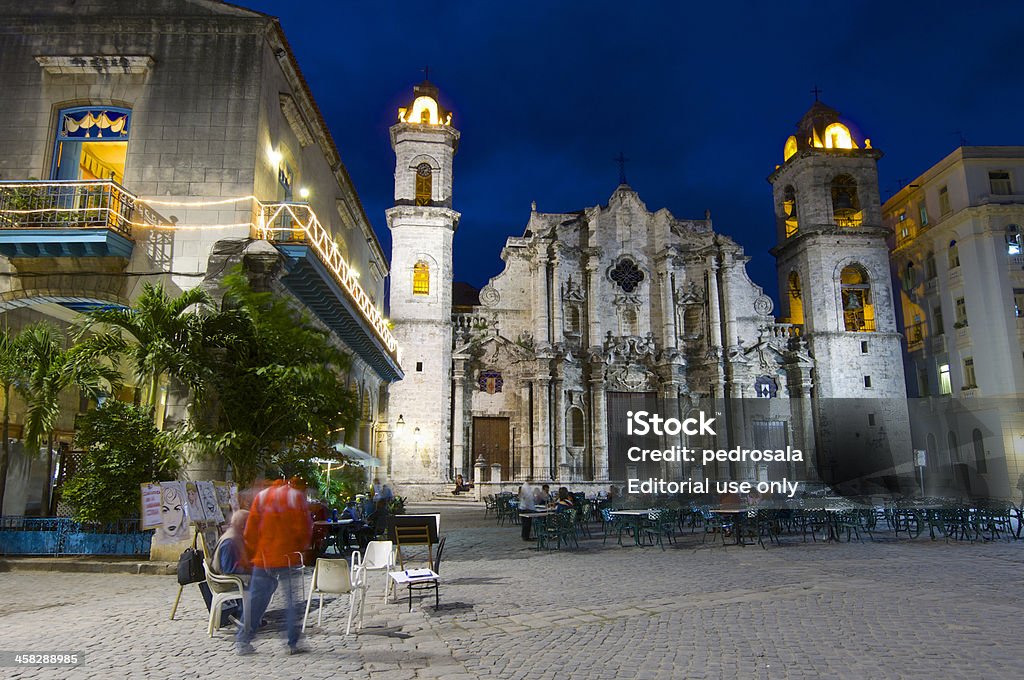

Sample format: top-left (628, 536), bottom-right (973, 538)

top-left (196, 481), bottom-right (225, 524)
top-left (140, 483), bottom-right (162, 529)
top-left (154, 481), bottom-right (188, 544)
top-left (184, 482), bottom-right (207, 523)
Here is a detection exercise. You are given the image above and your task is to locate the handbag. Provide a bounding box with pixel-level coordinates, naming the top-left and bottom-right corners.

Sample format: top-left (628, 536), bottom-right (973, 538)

top-left (176, 547), bottom-right (206, 585)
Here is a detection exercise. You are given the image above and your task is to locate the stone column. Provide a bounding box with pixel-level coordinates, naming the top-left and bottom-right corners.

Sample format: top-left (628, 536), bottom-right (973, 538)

top-left (451, 359), bottom-right (467, 480)
top-left (534, 376), bottom-right (551, 480)
top-left (706, 260), bottom-right (722, 349)
top-left (658, 259), bottom-right (676, 351)
top-left (552, 375), bottom-right (565, 471)
top-left (534, 259), bottom-right (550, 346)
top-left (551, 255), bottom-right (563, 344)
top-left (590, 361), bottom-right (608, 482)
top-left (585, 258), bottom-right (602, 350)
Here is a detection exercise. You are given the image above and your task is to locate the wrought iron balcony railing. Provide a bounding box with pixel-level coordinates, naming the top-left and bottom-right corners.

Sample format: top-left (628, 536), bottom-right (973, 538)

top-left (255, 202), bottom-right (397, 356)
top-left (0, 180), bottom-right (151, 238)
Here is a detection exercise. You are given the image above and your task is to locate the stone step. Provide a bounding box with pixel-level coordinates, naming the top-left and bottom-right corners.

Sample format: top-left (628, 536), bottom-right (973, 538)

top-left (428, 492), bottom-right (481, 504)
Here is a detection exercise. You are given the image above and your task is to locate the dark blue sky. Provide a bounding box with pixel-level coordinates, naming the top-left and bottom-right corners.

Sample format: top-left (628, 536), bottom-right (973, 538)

top-left (240, 0), bottom-right (1024, 302)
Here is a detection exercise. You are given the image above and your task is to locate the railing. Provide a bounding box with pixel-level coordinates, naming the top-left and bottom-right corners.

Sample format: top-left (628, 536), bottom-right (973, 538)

top-left (905, 321), bottom-right (924, 351)
top-left (0, 516), bottom-right (151, 556)
top-left (760, 322), bottom-right (802, 340)
top-left (834, 215), bottom-right (863, 228)
top-left (452, 313), bottom-right (494, 332)
top-left (0, 180), bottom-right (143, 238)
top-left (255, 202), bottom-right (397, 357)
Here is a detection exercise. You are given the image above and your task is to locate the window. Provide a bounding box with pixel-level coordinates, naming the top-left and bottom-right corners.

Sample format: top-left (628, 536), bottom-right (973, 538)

top-left (963, 357), bottom-right (976, 388)
top-left (867, 413), bottom-right (876, 426)
top-left (415, 162), bottom-right (432, 206)
top-left (840, 264), bottom-right (875, 332)
top-left (938, 363), bottom-right (952, 395)
top-left (52, 106), bottom-right (131, 183)
top-left (415, 361), bottom-right (423, 372)
top-left (918, 201), bottom-right (929, 227)
top-left (948, 430), bottom-right (960, 464)
top-left (831, 175), bottom-right (862, 227)
top-left (609, 258), bottom-right (644, 292)
top-left (1014, 289), bottom-right (1024, 318)
top-left (948, 240), bottom-right (960, 269)
top-left (954, 297), bottom-right (967, 327)
top-left (932, 305), bottom-right (944, 336)
top-left (898, 211), bottom-right (910, 240)
top-left (568, 407), bottom-right (585, 447)
top-left (412, 261), bottom-right (430, 295)
top-left (860, 341), bottom-right (869, 354)
top-left (989, 171), bottom-right (1012, 196)
top-left (782, 186), bottom-right (799, 236)
top-left (1007, 225), bottom-right (1022, 255)
top-left (924, 251), bottom-right (937, 280)
top-left (787, 271), bottom-right (803, 324)
top-left (938, 185), bottom-right (951, 216)
top-left (918, 367), bottom-right (930, 397)
top-left (863, 375), bottom-right (872, 388)
top-left (972, 429), bottom-right (987, 473)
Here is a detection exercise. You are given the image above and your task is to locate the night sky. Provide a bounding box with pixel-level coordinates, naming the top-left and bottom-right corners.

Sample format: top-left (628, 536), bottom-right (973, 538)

top-left (239, 0), bottom-right (1024, 302)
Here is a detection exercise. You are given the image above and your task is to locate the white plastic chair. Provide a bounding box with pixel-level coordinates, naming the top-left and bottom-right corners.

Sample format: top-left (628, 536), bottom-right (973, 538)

top-left (203, 560), bottom-right (248, 637)
top-left (352, 540), bottom-right (395, 602)
top-left (301, 557), bottom-right (365, 635)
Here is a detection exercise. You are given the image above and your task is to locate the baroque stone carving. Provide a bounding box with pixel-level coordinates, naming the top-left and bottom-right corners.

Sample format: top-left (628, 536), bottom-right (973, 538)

top-left (753, 294), bottom-right (774, 316)
top-left (606, 362), bottom-right (655, 391)
top-left (479, 285), bottom-right (500, 306)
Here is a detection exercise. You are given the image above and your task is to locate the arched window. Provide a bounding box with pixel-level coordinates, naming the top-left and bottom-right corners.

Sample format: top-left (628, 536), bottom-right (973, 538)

top-left (361, 387), bottom-right (372, 421)
top-left (568, 407), bottom-right (585, 447)
top-left (948, 240), bottom-right (960, 269)
top-left (947, 430), bottom-right (960, 464)
top-left (902, 262), bottom-right (917, 292)
top-left (415, 162), bottom-right (432, 206)
top-left (783, 185), bottom-right (799, 237)
top-left (972, 428), bottom-right (987, 473)
top-left (831, 174), bottom-right (862, 227)
top-left (52, 106), bottom-right (131, 183)
top-left (412, 261), bottom-right (430, 295)
top-left (926, 432), bottom-right (938, 467)
top-left (840, 265), bottom-right (875, 332)
top-left (1006, 225), bottom-right (1022, 256)
top-left (787, 271), bottom-right (803, 325)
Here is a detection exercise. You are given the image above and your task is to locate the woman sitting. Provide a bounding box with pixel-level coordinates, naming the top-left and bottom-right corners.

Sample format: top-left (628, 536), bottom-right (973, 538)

top-left (554, 487), bottom-right (574, 511)
top-left (452, 474), bottom-right (473, 495)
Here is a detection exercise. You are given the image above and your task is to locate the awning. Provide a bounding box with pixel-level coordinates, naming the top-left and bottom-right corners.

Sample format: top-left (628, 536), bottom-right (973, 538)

top-left (327, 444), bottom-right (381, 468)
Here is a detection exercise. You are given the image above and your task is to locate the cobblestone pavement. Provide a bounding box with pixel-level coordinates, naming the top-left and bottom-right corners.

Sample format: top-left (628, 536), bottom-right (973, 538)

top-left (2, 504), bottom-right (1023, 679)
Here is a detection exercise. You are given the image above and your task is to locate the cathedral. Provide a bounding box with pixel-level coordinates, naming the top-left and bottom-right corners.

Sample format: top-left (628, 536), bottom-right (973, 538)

top-left (383, 82), bottom-right (911, 499)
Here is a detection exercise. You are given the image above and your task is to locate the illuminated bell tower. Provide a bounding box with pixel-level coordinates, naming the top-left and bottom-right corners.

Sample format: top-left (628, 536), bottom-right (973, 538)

top-left (385, 80), bottom-right (460, 492)
top-left (769, 100), bottom-right (905, 400)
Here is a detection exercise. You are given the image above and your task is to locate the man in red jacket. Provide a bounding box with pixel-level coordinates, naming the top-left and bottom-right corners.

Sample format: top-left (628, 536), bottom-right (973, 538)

top-left (236, 478), bottom-right (312, 655)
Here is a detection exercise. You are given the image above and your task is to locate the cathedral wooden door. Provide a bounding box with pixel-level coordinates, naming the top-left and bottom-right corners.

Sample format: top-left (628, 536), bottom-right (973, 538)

top-left (472, 417), bottom-right (510, 477)
top-left (606, 392), bottom-right (660, 481)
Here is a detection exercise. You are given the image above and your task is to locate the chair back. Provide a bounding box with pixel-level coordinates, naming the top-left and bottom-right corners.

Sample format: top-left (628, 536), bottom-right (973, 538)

top-left (432, 537), bottom-right (446, 575)
top-left (312, 557), bottom-right (353, 595)
top-left (394, 524), bottom-right (434, 568)
top-left (362, 540), bottom-right (394, 570)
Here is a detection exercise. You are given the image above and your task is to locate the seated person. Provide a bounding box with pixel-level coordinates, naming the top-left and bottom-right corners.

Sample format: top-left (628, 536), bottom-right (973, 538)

top-left (339, 501), bottom-right (360, 521)
top-left (353, 500), bottom-right (391, 552)
top-left (452, 473), bottom-right (473, 495)
top-left (200, 509), bottom-right (251, 626)
top-left (554, 487), bottom-right (574, 511)
top-left (535, 484), bottom-right (552, 506)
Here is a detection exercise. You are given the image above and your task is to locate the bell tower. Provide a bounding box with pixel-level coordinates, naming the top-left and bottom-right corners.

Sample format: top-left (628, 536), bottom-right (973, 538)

top-left (769, 100), bottom-right (905, 400)
top-left (384, 80), bottom-right (460, 491)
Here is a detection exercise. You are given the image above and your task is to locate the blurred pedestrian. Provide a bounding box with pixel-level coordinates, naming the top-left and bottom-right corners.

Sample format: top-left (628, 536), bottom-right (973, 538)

top-left (236, 478), bottom-right (312, 655)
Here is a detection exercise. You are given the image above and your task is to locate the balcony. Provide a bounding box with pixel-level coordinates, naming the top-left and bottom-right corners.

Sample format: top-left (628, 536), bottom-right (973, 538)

top-left (924, 278), bottom-right (938, 296)
top-left (0, 180), bottom-right (157, 257)
top-left (255, 202), bottom-right (402, 382)
top-left (947, 267), bottom-right (962, 288)
top-left (929, 334), bottom-right (946, 354)
top-left (954, 324), bottom-right (971, 348)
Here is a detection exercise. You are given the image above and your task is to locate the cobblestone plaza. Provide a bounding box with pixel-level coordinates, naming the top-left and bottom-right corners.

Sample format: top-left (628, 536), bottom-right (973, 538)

top-left (2, 505), bottom-right (1022, 679)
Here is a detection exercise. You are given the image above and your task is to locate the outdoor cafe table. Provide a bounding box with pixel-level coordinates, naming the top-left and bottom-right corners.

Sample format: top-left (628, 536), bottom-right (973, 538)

top-left (708, 508), bottom-right (750, 545)
top-left (519, 510), bottom-right (551, 543)
top-left (609, 509), bottom-right (654, 546)
top-left (314, 519), bottom-right (355, 554)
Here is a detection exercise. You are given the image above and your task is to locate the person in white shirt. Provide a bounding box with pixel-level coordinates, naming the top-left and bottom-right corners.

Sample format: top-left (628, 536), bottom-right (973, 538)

top-left (519, 480), bottom-right (537, 541)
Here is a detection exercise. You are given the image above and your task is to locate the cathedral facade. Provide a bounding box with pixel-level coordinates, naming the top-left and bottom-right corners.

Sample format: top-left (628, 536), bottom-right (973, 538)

top-left (384, 83), bottom-right (911, 498)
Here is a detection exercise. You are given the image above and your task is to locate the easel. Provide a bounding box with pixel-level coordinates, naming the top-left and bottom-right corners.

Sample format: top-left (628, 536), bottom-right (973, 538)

top-left (169, 524), bottom-right (215, 620)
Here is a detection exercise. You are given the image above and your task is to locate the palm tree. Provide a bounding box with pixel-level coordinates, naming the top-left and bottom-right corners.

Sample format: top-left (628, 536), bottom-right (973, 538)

top-left (0, 327), bottom-right (33, 514)
top-left (82, 282), bottom-right (212, 416)
top-left (18, 324), bottom-right (121, 516)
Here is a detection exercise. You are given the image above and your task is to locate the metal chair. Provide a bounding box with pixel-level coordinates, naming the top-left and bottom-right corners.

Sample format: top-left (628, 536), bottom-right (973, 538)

top-left (403, 537), bottom-right (445, 611)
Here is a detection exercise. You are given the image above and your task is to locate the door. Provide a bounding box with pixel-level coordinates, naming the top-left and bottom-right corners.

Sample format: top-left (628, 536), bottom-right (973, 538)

top-left (472, 417), bottom-right (510, 477)
top-left (606, 392), bottom-right (660, 481)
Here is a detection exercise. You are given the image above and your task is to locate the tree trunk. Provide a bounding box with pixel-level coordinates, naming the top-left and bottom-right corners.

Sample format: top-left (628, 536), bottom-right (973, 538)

top-left (39, 432), bottom-right (53, 517)
top-left (0, 384), bottom-right (10, 515)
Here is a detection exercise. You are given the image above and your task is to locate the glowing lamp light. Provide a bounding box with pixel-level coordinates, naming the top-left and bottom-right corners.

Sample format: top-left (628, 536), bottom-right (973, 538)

top-left (395, 414), bottom-right (405, 433)
top-left (268, 148), bottom-right (283, 166)
top-left (299, 187), bottom-right (310, 199)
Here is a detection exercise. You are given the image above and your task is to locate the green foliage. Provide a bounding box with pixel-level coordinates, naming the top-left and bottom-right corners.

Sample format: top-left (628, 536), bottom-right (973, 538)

top-left (62, 400), bottom-right (183, 523)
top-left (0, 326), bottom-right (36, 513)
top-left (387, 495), bottom-right (407, 515)
top-left (81, 282), bottom-right (212, 411)
top-left (194, 270), bottom-right (359, 485)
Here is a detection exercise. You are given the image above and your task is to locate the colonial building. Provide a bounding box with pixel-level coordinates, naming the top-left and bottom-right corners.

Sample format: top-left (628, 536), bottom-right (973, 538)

top-left (384, 87), bottom-right (913, 498)
top-left (0, 0), bottom-right (401, 514)
top-left (885, 147), bottom-right (1024, 497)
